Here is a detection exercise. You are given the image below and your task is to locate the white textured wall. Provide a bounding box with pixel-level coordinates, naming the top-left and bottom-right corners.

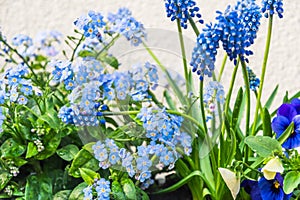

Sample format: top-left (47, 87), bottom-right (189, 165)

top-left (0, 0), bottom-right (299, 108)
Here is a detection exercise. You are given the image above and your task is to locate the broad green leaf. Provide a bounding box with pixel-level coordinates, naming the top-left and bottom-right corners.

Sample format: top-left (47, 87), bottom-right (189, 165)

top-left (244, 136), bottom-right (282, 157)
top-left (278, 122), bottom-right (294, 145)
top-left (38, 109), bottom-right (60, 130)
top-left (56, 144), bottom-right (79, 161)
top-left (231, 88), bottom-right (243, 129)
top-left (0, 138), bottom-right (26, 158)
top-left (111, 180), bottom-right (126, 200)
top-left (36, 133), bottom-right (61, 160)
top-left (69, 182), bottom-right (87, 200)
top-left (53, 190), bottom-right (72, 200)
top-left (25, 175), bottom-right (53, 200)
top-left (283, 171), bottom-right (300, 194)
top-left (262, 108), bottom-right (272, 137)
top-left (121, 178), bottom-right (137, 200)
top-left (79, 168), bottom-right (99, 185)
top-left (225, 128), bottom-right (237, 166)
top-left (136, 187), bottom-right (150, 200)
top-left (104, 55), bottom-right (119, 69)
top-left (0, 171), bottom-right (12, 190)
top-left (25, 142), bottom-right (39, 159)
top-left (11, 157), bottom-right (28, 167)
top-left (69, 149), bottom-right (98, 178)
top-left (82, 142), bottom-right (96, 154)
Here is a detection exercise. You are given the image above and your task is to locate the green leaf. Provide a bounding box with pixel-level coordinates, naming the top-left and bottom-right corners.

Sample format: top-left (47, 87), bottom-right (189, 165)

top-left (278, 122), bottom-right (294, 145)
top-left (0, 171), bottom-right (12, 190)
top-left (11, 157), bottom-right (28, 167)
top-left (121, 178), bottom-right (137, 200)
top-left (79, 168), bottom-right (99, 185)
top-left (25, 142), bottom-right (39, 159)
top-left (69, 182), bottom-right (87, 200)
top-left (69, 149), bottom-right (99, 178)
top-left (244, 136), bottom-right (282, 157)
top-left (262, 108), bottom-right (272, 137)
top-left (0, 138), bottom-right (26, 158)
top-left (104, 55), bottom-right (119, 69)
top-left (38, 109), bottom-right (61, 130)
top-left (283, 171), bottom-right (300, 194)
top-left (264, 85), bottom-right (279, 109)
top-left (82, 142), bottom-right (96, 154)
top-left (25, 175), bottom-right (53, 200)
top-left (231, 88), bottom-right (243, 129)
top-left (136, 187), bottom-right (149, 200)
top-left (111, 180), bottom-right (126, 200)
top-left (56, 144), bottom-right (79, 161)
top-left (53, 190), bottom-right (71, 200)
top-left (36, 133), bottom-right (61, 160)
top-left (35, 55), bottom-right (48, 62)
top-left (78, 50), bottom-right (95, 58)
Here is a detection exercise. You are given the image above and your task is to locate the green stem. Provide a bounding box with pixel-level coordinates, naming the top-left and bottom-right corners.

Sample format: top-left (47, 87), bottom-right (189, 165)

top-left (143, 41), bottom-right (187, 105)
top-left (217, 55), bottom-right (228, 82)
top-left (176, 19), bottom-right (190, 95)
top-left (70, 34), bottom-right (84, 61)
top-left (188, 18), bottom-right (200, 36)
top-left (251, 15), bottom-right (273, 136)
top-left (221, 60), bottom-right (239, 134)
top-left (241, 59), bottom-right (251, 163)
top-left (96, 34), bottom-right (120, 59)
top-left (0, 36), bottom-right (38, 82)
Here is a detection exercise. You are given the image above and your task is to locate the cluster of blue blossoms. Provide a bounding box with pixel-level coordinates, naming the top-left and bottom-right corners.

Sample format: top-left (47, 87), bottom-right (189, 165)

top-left (191, 0), bottom-right (262, 79)
top-left (86, 107), bottom-right (192, 198)
top-left (261, 0), bottom-right (284, 18)
top-left (164, 0), bottom-right (204, 29)
top-left (57, 60), bottom-right (159, 126)
top-left (75, 8), bottom-right (146, 46)
top-left (74, 11), bottom-right (106, 40)
top-left (9, 31), bottom-right (62, 58)
top-left (107, 8), bottom-right (147, 46)
top-left (83, 178), bottom-right (111, 200)
top-left (0, 63), bottom-right (33, 106)
top-left (247, 66), bottom-right (260, 91)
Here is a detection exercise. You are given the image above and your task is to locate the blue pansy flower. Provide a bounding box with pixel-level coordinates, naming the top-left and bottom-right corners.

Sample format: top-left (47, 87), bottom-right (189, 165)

top-left (271, 99), bottom-right (300, 149)
top-left (242, 173), bottom-right (292, 200)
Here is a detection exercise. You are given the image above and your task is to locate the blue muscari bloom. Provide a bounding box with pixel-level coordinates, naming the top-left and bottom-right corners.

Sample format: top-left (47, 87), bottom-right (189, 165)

top-left (247, 66), bottom-right (260, 91)
top-left (216, 0), bottom-right (262, 64)
top-left (164, 0), bottom-right (204, 29)
top-left (58, 106), bottom-right (74, 124)
top-left (190, 23), bottom-right (221, 80)
top-left (261, 0), bottom-right (284, 18)
top-left (271, 99), bottom-right (300, 149)
top-left (242, 173), bottom-right (292, 200)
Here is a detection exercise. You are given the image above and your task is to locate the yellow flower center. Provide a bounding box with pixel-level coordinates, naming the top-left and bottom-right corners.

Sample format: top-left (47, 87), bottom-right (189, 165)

top-left (274, 181), bottom-right (280, 189)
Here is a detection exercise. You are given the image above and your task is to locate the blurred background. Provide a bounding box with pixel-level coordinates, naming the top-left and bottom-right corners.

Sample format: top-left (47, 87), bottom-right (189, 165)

top-left (0, 0), bottom-right (299, 110)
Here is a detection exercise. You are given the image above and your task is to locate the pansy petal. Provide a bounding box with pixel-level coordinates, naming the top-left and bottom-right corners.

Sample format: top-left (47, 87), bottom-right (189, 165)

top-left (241, 180), bottom-right (262, 200)
top-left (291, 98), bottom-right (300, 114)
top-left (272, 116), bottom-right (290, 136)
top-left (258, 176), bottom-right (284, 200)
top-left (282, 131), bottom-right (300, 149)
top-left (293, 115), bottom-right (300, 134)
top-left (277, 104), bottom-right (297, 121)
